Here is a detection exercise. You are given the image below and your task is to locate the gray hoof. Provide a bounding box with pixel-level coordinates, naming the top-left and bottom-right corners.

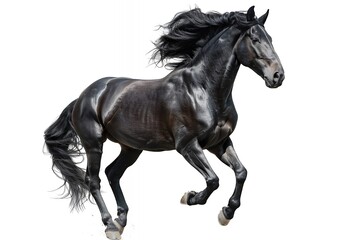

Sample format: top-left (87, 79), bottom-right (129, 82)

top-left (218, 209), bottom-right (231, 226)
top-left (105, 229), bottom-right (121, 240)
top-left (180, 191), bottom-right (196, 205)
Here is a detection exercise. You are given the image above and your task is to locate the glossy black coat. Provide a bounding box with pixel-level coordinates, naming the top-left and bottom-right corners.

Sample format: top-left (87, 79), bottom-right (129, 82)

top-left (44, 6), bottom-right (284, 239)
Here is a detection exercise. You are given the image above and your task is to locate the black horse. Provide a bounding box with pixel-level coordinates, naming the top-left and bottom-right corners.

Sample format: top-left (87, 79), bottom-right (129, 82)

top-left (44, 6), bottom-right (284, 240)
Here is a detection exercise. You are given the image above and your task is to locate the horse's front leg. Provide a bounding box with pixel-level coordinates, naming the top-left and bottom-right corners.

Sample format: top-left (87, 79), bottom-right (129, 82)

top-left (177, 138), bottom-right (219, 205)
top-left (208, 137), bottom-right (247, 225)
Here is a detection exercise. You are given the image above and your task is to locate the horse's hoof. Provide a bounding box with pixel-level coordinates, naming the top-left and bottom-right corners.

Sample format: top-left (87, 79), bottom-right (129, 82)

top-left (114, 218), bottom-right (125, 235)
top-left (180, 191), bottom-right (196, 205)
top-left (105, 224), bottom-right (122, 240)
top-left (218, 209), bottom-right (231, 226)
top-left (105, 229), bottom-right (121, 240)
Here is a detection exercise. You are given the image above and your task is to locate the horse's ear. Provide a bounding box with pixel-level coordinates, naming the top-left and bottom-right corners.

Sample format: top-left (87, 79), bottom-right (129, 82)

top-left (246, 6), bottom-right (255, 21)
top-left (258, 9), bottom-right (269, 25)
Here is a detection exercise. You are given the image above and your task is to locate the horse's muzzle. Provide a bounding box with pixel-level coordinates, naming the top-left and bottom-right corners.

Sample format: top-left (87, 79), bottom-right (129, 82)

top-left (265, 71), bottom-right (285, 88)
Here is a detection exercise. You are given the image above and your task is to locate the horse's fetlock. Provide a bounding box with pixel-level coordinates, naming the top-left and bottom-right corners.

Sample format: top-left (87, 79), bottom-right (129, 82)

top-left (228, 198), bottom-right (241, 209)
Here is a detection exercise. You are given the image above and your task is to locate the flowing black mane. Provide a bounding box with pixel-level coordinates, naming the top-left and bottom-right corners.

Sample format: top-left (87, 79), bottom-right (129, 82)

top-left (151, 8), bottom-right (258, 69)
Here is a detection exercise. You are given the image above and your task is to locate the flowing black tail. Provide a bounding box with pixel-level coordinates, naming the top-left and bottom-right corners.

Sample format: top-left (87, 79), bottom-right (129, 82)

top-left (44, 99), bottom-right (89, 210)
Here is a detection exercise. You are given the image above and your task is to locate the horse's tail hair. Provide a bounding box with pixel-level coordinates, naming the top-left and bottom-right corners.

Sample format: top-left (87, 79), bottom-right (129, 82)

top-left (44, 99), bottom-right (89, 211)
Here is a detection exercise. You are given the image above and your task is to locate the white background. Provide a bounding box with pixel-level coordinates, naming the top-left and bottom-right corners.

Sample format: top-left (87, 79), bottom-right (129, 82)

top-left (1, 0), bottom-right (359, 239)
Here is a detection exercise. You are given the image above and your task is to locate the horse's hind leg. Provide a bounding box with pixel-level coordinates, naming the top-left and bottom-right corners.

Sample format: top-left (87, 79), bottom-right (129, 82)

top-left (73, 119), bottom-right (120, 239)
top-left (105, 145), bottom-right (142, 235)
top-left (82, 144), bottom-right (121, 240)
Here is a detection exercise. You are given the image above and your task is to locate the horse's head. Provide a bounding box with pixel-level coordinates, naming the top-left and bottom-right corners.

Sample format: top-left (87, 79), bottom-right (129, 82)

top-left (235, 7), bottom-right (284, 88)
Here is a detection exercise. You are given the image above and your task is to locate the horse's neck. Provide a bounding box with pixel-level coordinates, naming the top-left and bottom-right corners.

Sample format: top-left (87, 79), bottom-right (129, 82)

top-left (193, 27), bottom-right (242, 105)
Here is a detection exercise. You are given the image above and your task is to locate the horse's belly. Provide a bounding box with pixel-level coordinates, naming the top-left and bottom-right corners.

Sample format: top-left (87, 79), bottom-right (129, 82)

top-left (105, 114), bottom-right (175, 151)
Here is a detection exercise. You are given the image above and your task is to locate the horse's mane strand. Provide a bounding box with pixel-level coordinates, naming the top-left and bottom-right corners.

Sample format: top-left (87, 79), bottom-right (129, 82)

top-left (150, 8), bottom-right (254, 69)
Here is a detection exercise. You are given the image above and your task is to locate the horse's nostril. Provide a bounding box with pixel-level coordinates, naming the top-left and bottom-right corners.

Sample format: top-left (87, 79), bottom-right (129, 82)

top-left (274, 72), bottom-right (280, 80)
top-left (273, 72), bottom-right (284, 85)
top-left (270, 72), bottom-right (284, 87)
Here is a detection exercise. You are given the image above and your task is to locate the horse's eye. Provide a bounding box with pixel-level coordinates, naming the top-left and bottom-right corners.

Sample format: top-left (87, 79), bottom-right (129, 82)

top-left (251, 37), bottom-right (260, 43)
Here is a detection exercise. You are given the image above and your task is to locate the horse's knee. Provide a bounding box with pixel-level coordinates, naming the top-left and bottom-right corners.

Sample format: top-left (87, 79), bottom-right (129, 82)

top-left (235, 168), bottom-right (247, 183)
top-left (207, 176), bottom-right (220, 191)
